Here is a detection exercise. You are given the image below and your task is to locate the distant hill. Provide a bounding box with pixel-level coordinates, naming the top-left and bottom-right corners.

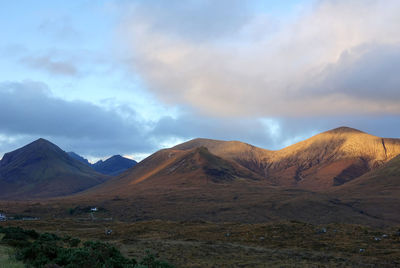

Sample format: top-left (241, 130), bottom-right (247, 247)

top-left (0, 139), bottom-right (109, 199)
top-left (92, 155), bottom-right (137, 176)
top-left (67, 152), bottom-right (137, 176)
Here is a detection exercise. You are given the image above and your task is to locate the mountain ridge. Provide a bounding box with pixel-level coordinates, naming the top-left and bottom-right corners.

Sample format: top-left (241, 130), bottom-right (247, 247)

top-left (173, 126), bottom-right (400, 190)
top-left (67, 152), bottom-right (137, 176)
top-left (1, 127), bottom-right (400, 226)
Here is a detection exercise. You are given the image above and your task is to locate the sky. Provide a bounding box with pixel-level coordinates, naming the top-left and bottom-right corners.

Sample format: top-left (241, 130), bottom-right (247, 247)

top-left (1, 0), bottom-right (400, 162)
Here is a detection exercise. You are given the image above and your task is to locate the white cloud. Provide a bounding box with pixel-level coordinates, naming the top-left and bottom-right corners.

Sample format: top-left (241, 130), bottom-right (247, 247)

top-left (118, 0), bottom-right (400, 116)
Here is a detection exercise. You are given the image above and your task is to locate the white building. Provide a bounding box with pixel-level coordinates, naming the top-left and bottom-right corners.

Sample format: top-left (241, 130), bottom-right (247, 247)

top-left (0, 213), bottom-right (6, 221)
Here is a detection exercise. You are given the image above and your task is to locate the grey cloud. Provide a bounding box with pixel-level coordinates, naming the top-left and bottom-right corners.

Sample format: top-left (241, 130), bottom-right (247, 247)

top-left (1, 81), bottom-right (399, 160)
top-left (127, 0), bottom-right (253, 41)
top-left (150, 113), bottom-right (271, 146)
top-left (0, 81), bottom-right (153, 156)
top-left (310, 44), bottom-right (400, 101)
top-left (20, 56), bottom-right (78, 76)
top-left (149, 113), bottom-right (400, 151)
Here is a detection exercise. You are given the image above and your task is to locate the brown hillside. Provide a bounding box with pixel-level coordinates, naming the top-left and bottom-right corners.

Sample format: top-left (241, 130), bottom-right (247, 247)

top-left (173, 138), bottom-right (272, 175)
top-left (174, 127), bottom-right (400, 190)
top-left (331, 155), bottom-right (400, 223)
top-left (267, 127), bottom-right (400, 190)
top-left (68, 128), bottom-right (400, 226)
top-left (82, 146), bottom-right (263, 198)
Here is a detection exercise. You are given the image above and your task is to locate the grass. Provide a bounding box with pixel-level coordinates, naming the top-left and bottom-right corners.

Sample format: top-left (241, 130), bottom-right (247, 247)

top-left (2, 219), bottom-right (400, 267)
top-left (0, 240), bottom-right (24, 268)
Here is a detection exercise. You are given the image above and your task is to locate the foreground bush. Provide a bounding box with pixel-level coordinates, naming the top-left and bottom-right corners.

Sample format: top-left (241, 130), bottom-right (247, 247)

top-left (0, 227), bottom-right (174, 268)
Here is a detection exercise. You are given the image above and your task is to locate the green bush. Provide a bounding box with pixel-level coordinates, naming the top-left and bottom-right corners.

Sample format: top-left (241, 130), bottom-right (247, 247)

top-left (140, 251), bottom-right (175, 268)
top-left (0, 227), bottom-right (38, 248)
top-left (69, 238), bottom-right (81, 247)
top-left (0, 227), bottom-right (174, 268)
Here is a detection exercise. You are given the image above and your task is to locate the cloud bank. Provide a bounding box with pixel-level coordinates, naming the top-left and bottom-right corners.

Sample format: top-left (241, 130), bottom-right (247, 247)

top-left (118, 0), bottom-right (400, 116)
top-left (0, 81), bottom-right (149, 155)
top-left (1, 80), bottom-right (399, 161)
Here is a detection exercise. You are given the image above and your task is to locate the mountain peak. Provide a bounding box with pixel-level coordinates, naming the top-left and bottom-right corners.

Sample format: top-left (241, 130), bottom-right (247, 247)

top-left (26, 138), bottom-right (61, 151)
top-left (92, 154), bottom-right (137, 176)
top-left (35, 137), bottom-right (50, 142)
top-left (109, 155), bottom-right (123, 159)
top-left (0, 139), bottom-right (108, 199)
top-left (325, 126), bottom-right (365, 134)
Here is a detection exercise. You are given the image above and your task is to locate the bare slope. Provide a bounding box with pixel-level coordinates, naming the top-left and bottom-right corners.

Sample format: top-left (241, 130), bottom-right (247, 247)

top-left (268, 127), bottom-right (400, 189)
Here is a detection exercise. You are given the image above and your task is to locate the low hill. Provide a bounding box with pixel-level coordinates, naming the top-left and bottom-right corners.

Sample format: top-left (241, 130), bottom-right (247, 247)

top-left (0, 139), bottom-right (109, 199)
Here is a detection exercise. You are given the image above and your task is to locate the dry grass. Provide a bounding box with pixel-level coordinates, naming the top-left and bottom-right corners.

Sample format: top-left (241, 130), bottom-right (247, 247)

top-left (1, 219), bottom-right (399, 267)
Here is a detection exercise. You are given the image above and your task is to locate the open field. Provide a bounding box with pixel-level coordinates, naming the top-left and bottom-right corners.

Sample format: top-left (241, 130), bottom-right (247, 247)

top-left (1, 219), bottom-right (399, 267)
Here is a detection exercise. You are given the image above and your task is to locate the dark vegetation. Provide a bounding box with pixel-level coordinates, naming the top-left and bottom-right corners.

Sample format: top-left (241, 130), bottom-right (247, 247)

top-left (0, 226), bottom-right (174, 268)
top-left (1, 219), bottom-right (400, 267)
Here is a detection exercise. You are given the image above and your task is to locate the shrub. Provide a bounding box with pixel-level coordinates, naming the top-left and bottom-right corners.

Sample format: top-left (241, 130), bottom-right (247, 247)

top-left (1, 226), bottom-right (174, 268)
top-left (140, 251), bottom-right (175, 268)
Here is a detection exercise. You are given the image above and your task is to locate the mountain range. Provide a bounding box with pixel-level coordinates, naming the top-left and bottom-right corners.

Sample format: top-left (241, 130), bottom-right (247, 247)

top-left (0, 127), bottom-right (399, 225)
top-left (68, 152), bottom-right (137, 176)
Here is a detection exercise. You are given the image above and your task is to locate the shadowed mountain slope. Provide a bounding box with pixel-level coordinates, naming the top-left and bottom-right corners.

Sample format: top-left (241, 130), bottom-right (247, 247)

top-left (67, 152), bottom-right (91, 166)
top-left (0, 139), bottom-right (109, 199)
top-left (68, 152), bottom-right (137, 176)
top-left (92, 155), bottom-right (137, 176)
